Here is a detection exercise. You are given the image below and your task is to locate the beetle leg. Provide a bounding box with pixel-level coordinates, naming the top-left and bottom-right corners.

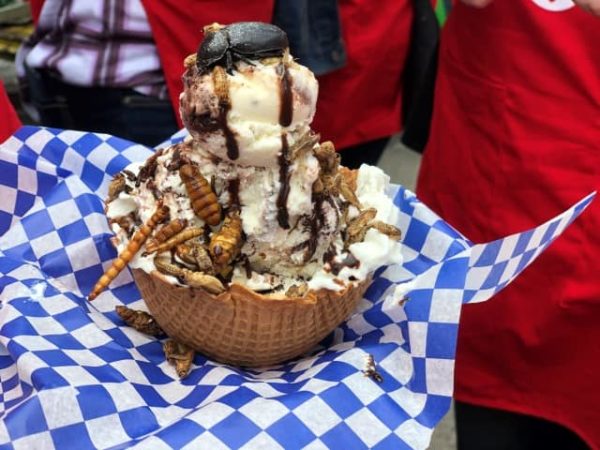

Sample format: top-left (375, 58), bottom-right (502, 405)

top-left (226, 51), bottom-right (234, 74)
top-left (234, 52), bottom-right (256, 66)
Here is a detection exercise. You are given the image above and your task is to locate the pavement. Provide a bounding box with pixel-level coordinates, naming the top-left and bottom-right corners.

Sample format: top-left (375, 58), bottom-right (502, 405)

top-left (377, 137), bottom-right (457, 450)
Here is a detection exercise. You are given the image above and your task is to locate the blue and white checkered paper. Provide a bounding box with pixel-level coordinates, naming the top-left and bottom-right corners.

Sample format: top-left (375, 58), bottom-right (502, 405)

top-left (0, 127), bottom-right (594, 450)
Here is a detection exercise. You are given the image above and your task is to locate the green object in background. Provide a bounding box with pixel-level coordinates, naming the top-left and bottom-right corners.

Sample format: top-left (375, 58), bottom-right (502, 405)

top-left (435, 0), bottom-right (452, 26)
top-left (0, 0), bottom-right (16, 9)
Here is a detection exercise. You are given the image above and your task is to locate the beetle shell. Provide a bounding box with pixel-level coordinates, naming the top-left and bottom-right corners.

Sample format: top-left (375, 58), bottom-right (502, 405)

top-left (197, 29), bottom-right (229, 71)
top-left (197, 22), bottom-right (288, 72)
top-left (226, 22), bottom-right (288, 56)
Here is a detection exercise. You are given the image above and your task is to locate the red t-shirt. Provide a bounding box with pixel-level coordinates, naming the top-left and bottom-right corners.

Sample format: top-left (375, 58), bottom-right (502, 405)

top-left (0, 81), bottom-right (21, 143)
top-left (417, 2), bottom-right (600, 447)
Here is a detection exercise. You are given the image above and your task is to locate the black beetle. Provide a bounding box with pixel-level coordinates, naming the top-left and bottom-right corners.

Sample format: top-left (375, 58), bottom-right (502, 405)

top-left (197, 22), bottom-right (289, 73)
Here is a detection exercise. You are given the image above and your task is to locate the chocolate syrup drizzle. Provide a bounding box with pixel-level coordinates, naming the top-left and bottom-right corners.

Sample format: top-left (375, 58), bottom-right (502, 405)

top-left (227, 178), bottom-right (241, 210)
top-left (291, 192), bottom-right (327, 262)
top-left (219, 98), bottom-right (239, 160)
top-left (166, 145), bottom-right (184, 171)
top-left (136, 148), bottom-right (165, 187)
top-left (276, 134), bottom-right (291, 229)
top-left (277, 63), bottom-right (293, 127)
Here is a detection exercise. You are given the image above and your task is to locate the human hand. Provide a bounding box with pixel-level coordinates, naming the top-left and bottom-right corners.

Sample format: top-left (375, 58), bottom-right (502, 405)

top-left (573, 0), bottom-right (600, 16)
top-left (459, 0), bottom-right (494, 7)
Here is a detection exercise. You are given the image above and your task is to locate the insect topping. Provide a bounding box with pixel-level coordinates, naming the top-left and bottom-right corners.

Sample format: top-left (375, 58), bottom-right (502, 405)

top-left (197, 22), bottom-right (289, 74)
top-left (89, 205), bottom-right (169, 300)
top-left (179, 163), bottom-right (222, 226)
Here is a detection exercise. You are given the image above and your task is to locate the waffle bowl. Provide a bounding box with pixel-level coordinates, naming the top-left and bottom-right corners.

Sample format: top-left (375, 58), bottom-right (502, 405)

top-left (133, 268), bottom-right (371, 367)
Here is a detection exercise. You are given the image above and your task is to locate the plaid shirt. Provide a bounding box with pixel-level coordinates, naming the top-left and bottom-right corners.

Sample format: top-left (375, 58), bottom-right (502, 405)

top-left (20, 0), bottom-right (167, 99)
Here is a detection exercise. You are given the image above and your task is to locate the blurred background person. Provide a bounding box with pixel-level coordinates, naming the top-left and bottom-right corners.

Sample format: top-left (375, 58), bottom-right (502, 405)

top-left (18, 0), bottom-right (180, 146)
top-left (417, 0), bottom-right (600, 448)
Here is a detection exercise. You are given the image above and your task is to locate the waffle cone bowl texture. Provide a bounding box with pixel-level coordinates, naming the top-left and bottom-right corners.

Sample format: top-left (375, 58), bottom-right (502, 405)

top-left (134, 269), bottom-right (371, 366)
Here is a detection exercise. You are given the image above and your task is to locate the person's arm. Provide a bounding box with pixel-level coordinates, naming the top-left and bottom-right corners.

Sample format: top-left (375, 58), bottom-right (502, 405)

top-left (460, 0), bottom-right (600, 16)
top-left (0, 81), bottom-right (22, 143)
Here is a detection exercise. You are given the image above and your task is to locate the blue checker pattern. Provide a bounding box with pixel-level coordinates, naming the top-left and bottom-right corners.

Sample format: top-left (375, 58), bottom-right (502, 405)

top-left (0, 127), bottom-right (594, 449)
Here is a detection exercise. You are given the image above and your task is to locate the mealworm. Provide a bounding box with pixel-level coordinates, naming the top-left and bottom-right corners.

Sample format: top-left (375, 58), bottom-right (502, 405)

top-left (145, 219), bottom-right (188, 253)
top-left (147, 226), bottom-right (204, 255)
top-left (88, 205), bottom-right (169, 300)
top-left (179, 164), bottom-right (222, 226)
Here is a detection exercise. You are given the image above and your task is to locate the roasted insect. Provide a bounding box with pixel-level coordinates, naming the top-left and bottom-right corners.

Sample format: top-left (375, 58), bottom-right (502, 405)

top-left (369, 221), bottom-right (402, 241)
top-left (211, 65), bottom-right (230, 101)
top-left (107, 173), bottom-right (127, 201)
top-left (285, 282), bottom-right (309, 298)
top-left (191, 241), bottom-right (215, 273)
top-left (146, 226), bottom-right (204, 255)
top-left (338, 166), bottom-right (358, 191)
top-left (116, 305), bottom-right (163, 336)
top-left (154, 256), bottom-right (224, 294)
top-left (197, 22), bottom-right (289, 73)
top-left (184, 53), bottom-right (197, 69)
top-left (290, 131), bottom-right (319, 161)
top-left (339, 175), bottom-right (361, 209)
top-left (184, 270), bottom-right (225, 292)
top-left (175, 241), bottom-right (214, 274)
top-left (89, 205), bottom-right (169, 300)
top-left (345, 208), bottom-right (377, 247)
top-left (314, 141), bottom-right (339, 175)
top-left (179, 164), bottom-right (222, 226)
top-left (175, 243), bottom-right (197, 266)
top-left (209, 211), bottom-right (242, 271)
top-left (362, 354), bottom-right (383, 383)
top-left (145, 219), bottom-right (188, 254)
top-left (136, 148), bottom-right (165, 187)
top-left (163, 339), bottom-right (195, 379)
top-left (316, 174), bottom-right (340, 196)
top-left (113, 213), bottom-right (135, 235)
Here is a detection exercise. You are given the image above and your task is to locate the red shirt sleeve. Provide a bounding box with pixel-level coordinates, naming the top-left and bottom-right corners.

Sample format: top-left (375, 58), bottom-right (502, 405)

top-left (0, 81), bottom-right (21, 143)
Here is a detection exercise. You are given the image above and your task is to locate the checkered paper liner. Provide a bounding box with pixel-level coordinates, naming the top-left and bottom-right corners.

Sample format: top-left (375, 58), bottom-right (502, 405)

top-left (0, 127), bottom-right (594, 450)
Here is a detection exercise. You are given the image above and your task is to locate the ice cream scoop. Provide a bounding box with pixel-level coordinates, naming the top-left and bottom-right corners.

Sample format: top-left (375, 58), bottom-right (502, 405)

top-left (180, 23), bottom-right (318, 168)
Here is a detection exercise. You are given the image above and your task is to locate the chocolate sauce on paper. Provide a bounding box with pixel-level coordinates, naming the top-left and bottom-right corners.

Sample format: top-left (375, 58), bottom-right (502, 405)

top-left (276, 134), bottom-right (291, 229)
top-left (277, 63), bottom-right (293, 127)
